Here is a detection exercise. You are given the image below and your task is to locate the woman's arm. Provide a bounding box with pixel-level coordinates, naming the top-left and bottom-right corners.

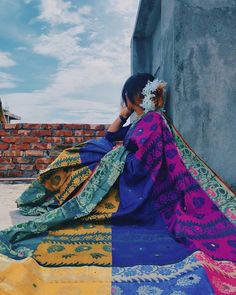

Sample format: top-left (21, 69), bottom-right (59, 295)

top-left (105, 124), bottom-right (131, 142)
top-left (105, 105), bottom-right (133, 142)
top-left (107, 105), bottom-right (133, 132)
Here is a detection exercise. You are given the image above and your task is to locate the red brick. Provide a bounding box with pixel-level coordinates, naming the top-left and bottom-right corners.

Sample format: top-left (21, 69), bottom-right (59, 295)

top-left (1, 137), bottom-right (21, 143)
top-left (76, 137), bottom-right (86, 142)
top-left (12, 157), bottom-right (30, 164)
top-left (84, 130), bottom-right (95, 136)
top-left (89, 124), bottom-right (106, 130)
top-left (63, 124), bottom-right (84, 129)
top-left (50, 124), bottom-right (63, 129)
top-left (21, 124), bottom-right (41, 129)
top-left (20, 164), bottom-right (34, 170)
top-left (0, 130), bottom-right (8, 136)
top-left (11, 130), bottom-right (19, 135)
top-left (0, 144), bottom-right (9, 150)
top-left (11, 144), bottom-right (30, 150)
top-left (45, 137), bottom-right (62, 143)
top-left (0, 158), bottom-right (11, 163)
top-left (41, 124), bottom-right (62, 130)
top-left (54, 130), bottom-right (73, 137)
top-left (36, 158), bottom-right (53, 164)
top-left (95, 130), bottom-right (105, 137)
top-left (25, 150), bottom-right (44, 157)
top-left (3, 124), bottom-right (20, 130)
top-left (18, 129), bottom-right (32, 135)
top-left (0, 164), bottom-right (16, 170)
top-left (89, 124), bottom-right (97, 129)
top-left (7, 171), bottom-right (22, 177)
top-left (65, 137), bottom-right (84, 143)
top-left (31, 143), bottom-right (52, 150)
top-left (82, 124), bottom-right (90, 129)
top-left (74, 130), bottom-right (84, 136)
top-left (64, 137), bottom-right (75, 143)
top-left (36, 163), bottom-right (48, 170)
top-left (21, 137), bottom-right (40, 143)
top-left (31, 130), bottom-right (51, 136)
top-left (13, 130), bottom-right (32, 136)
top-left (3, 150), bottom-right (23, 157)
top-left (74, 130), bottom-right (95, 137)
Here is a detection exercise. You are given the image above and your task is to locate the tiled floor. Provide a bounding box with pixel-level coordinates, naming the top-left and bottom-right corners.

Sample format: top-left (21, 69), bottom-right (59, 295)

top-left (0, 183), bottom-right (35, 230)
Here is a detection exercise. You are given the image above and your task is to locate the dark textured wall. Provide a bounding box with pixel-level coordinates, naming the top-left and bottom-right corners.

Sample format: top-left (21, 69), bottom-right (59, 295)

top-left (131, 0), bottom-right (236, 190)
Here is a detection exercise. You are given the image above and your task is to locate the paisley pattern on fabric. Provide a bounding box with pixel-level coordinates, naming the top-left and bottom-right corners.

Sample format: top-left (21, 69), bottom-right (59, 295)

top-left (112, 252), bottom-right (214, 294)
top-left (169, 117), bottom-right (236, 224)
top-left (15, 180), bottom-right (58, 216)
top-left (33, 185), bottom-right (119, 267)
top-left (16, 138), bottom-right (115, 210)
top-left (0, 145), bottom-right (128, 260)
top-left (194, 251), bottom-right (236, 294)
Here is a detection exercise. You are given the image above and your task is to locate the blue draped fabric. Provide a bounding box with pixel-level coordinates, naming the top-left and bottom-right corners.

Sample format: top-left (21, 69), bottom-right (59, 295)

top-left (77, 137), bottom-right (115, 170)
top-left (109, 118), bottom-right (192, 267)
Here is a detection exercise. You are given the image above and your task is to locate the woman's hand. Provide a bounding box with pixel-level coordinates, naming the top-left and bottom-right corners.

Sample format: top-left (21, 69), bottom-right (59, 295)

top-left (119, 105), bottom-right (133, 119)
top-left (107, 104), bottom-right (133, 133)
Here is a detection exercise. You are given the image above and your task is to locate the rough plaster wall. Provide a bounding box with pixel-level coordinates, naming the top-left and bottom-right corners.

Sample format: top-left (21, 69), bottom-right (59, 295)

top-left (173, 0), bottom-right (236, 189)
top-left (132, 0), bottom-right (236, 189)
top-left (132, 37), bottom-right (151, 73)
top-left (159, 0), bottom-right (175, 119)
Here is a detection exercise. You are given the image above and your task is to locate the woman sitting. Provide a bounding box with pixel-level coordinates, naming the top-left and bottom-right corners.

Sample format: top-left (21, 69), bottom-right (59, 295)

top-left (0, 73), bottom-right (235, 294)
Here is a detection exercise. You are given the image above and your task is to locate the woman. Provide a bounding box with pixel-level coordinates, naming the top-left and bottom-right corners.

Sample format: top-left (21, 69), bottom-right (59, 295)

top-left (0, 73), bottom-right (235, 294)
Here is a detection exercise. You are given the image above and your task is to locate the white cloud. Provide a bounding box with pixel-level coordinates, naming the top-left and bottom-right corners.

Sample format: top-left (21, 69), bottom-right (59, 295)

top-left (3, 90), bottom-right (119, 123)
top-left (0, 72), bottom-right (17, 89)
top-left (38, 0), bottom-right (91, 26)
top-left (0, 51), bottom-right (16, 68)
top-left (106, 0), bottom-right (139, 16)
top-left (32, 0), bottom-right (134, 101)
top-left (34, 26), bottom-right (84, 64)
top-left (0, 51), bottom-right (17, 89)
top-left (105, 0), bottom-right (139, 49)
top-left (15, 46), bottom-right (28, 51)
top-left (1, 0), bottom-right (139, 122)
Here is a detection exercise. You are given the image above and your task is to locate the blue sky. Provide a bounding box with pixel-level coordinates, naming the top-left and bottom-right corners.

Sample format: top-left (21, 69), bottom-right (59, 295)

top-left (0, 0), bottom-right (139, 123)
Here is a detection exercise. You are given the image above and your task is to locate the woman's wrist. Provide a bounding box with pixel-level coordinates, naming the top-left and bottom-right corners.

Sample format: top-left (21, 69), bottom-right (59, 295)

top-left (119, 111), bottom-right (131, 120)
top-left (107, 115), bottom-right (127, 132)
top-left (119, 114), bottom-right (128, 122)
top-left (119, 105), bottom-right (133, 121)
top-left (119, 114), bottom-right (128, 125)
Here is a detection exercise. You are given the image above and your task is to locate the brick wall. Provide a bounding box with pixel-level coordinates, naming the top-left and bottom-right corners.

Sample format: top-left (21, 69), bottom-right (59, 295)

top-left (0, 123), bottom-right (109, 178)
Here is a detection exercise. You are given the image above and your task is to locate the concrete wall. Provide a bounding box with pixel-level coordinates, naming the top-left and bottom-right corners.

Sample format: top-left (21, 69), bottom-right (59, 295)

top-left (132, 0), bottom-right (236, 190)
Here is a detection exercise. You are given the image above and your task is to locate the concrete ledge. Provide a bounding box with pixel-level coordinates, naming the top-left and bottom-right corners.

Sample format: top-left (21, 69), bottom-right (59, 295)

top-left (0, 183), bottom-right (35, 230)
top-left (0, 178), bottom-right (36, 184)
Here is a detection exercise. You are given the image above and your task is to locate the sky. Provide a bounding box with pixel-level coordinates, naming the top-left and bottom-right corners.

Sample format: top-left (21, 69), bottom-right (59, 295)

top-left (0, 0), bottom-right (140, 123)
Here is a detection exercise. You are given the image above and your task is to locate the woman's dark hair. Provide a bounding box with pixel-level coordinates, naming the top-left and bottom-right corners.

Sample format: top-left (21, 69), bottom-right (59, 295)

top-left (121, 73), bottom-right (154, 106)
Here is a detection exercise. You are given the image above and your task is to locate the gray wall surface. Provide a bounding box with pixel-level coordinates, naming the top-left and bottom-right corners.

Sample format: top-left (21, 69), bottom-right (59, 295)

top-left (131, 0), bottom-right (236, 190)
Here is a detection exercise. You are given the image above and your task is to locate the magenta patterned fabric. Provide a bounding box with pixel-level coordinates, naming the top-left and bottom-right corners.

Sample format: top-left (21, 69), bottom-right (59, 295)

top-left (126, 111), bottom-right (236, 261)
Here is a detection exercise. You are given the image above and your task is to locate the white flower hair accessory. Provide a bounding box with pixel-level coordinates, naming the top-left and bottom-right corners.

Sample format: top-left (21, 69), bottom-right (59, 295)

top-left (140, 78), bottom-right (167, 113)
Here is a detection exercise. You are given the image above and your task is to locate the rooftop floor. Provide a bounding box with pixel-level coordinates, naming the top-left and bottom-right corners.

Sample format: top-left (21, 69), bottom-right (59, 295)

top-left (0, 183), bottom-right (35, 230)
